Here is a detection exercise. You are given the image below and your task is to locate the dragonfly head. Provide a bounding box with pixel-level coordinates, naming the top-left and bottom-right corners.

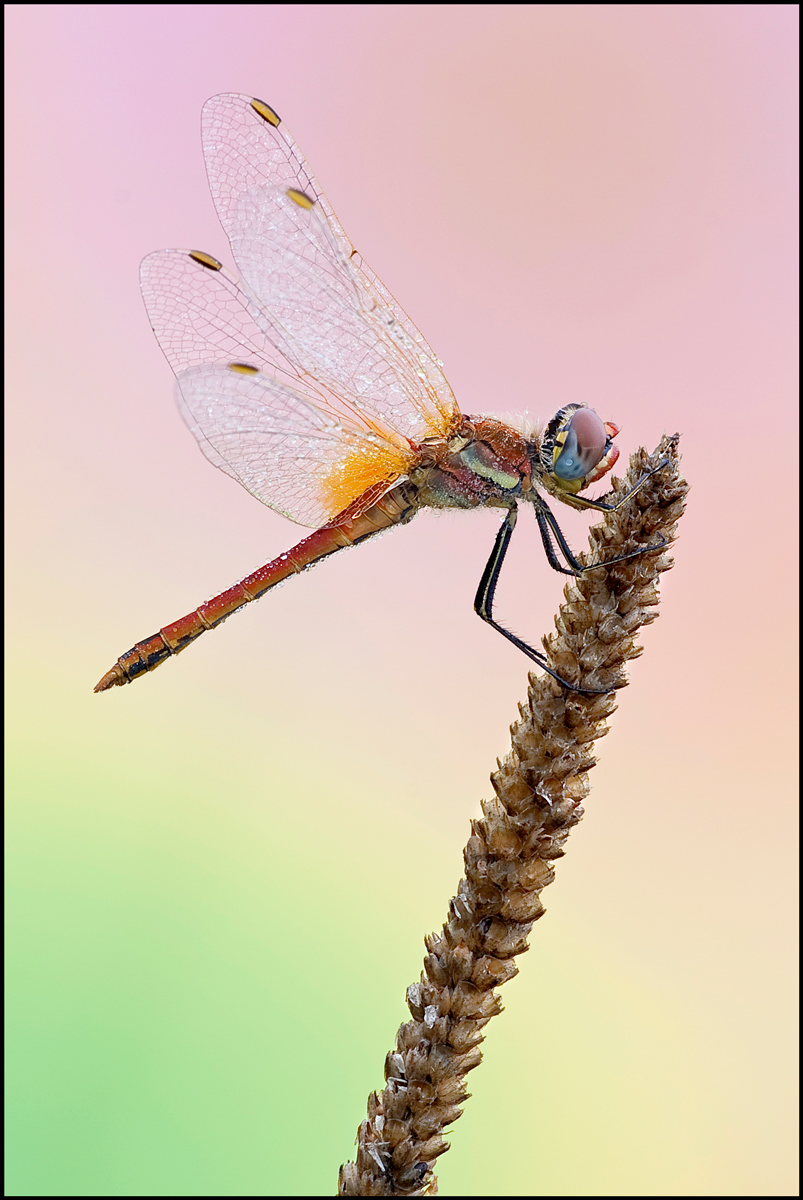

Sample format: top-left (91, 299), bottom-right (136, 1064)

top-left (538, 404), bottom-right (620, 495)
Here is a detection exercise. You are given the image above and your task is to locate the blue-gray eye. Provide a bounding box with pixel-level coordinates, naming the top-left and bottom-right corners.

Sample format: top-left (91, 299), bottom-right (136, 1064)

top-left (553, 407), bottom-right (607, 481)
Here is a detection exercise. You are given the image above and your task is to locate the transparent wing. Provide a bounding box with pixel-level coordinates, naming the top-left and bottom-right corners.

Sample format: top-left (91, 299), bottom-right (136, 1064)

top-left (141, 249), bottom-right (416, 528)
top-left (200, 92), bottom-right (460, 443)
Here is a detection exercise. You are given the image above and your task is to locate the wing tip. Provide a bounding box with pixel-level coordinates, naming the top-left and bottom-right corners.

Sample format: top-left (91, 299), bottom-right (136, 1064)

top-left (201, 93), bottom-right (282, 129)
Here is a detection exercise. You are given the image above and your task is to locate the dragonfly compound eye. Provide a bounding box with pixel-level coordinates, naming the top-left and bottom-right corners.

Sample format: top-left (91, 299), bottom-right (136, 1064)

top-left (552, 406), bottom-right (609, 482)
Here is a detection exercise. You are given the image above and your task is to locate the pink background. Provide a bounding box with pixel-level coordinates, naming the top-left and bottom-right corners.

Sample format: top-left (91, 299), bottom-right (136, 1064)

top-left (6, 6), bottom-right (798, 1195)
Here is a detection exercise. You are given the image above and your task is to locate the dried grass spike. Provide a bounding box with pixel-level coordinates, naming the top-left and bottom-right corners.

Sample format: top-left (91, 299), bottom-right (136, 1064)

top-left (339, 435), bottom-right (687, 1195)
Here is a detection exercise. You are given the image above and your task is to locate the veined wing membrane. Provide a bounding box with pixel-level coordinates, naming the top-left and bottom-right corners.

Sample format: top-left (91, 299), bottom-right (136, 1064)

top-left (140, 249), bottom-right (416, 529)
top-left (201, 93), bottom-right (459, 443)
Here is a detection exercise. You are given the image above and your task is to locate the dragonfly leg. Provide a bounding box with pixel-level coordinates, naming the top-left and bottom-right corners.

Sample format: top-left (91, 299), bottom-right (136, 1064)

top-left (473, 506), bottom-right (615, 695)
top-left (534, 506), bottom-right (570, 574)
top-left (536, 498), bottom-right (667, 577)
top-left (568, 455), bottom-right (671, 514)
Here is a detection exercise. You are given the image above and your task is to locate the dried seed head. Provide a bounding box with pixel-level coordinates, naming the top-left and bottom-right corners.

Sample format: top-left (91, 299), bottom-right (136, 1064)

top-left (339, 436), bottom-right (687, 1196)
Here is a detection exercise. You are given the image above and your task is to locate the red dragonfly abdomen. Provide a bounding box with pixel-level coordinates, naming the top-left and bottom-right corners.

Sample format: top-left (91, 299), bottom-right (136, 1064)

top-left (94, 481), bottom-right (418, 691)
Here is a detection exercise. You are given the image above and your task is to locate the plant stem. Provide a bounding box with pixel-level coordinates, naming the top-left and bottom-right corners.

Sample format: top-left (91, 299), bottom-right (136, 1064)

top-left (338, 434), bottom-right (688, 1196)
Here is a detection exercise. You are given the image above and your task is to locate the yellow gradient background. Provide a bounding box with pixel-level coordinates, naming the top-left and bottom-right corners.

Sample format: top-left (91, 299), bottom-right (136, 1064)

top-left (6, 6), bottom-right (798, 1195)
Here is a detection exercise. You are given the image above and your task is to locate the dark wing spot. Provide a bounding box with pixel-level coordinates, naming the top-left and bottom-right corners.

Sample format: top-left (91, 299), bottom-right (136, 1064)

top-left (287, 187), bottom-right (315, 210)
top-left (251, 98), bottom-right (281, 127)
top-left (189, 251), bottom-right (223, 271)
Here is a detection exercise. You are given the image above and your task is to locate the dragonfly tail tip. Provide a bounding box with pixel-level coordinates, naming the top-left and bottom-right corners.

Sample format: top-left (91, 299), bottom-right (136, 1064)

top-left (94, 665), bottom-right (127, 693)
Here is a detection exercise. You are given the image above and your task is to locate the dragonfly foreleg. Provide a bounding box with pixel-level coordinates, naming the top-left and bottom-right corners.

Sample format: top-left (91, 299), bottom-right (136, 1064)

top-left (473, 506), bottom-right (614, 695)
top-left (568, 456), bottom-right (670, 514)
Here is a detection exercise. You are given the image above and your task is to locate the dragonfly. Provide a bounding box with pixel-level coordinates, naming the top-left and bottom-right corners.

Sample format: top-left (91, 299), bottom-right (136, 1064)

top-left (95, 93), bottom-right (666, 697)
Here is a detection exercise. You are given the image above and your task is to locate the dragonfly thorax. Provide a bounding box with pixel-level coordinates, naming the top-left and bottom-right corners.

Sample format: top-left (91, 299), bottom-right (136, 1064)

top-left (453, 439), bottom-right (523, 492)
top-left (414, 417), bottom-right (532, 510)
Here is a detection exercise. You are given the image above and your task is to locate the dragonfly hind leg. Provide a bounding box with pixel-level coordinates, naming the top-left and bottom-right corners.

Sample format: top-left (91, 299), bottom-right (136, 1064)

top-left (473, 506), bottom-right (615, 695)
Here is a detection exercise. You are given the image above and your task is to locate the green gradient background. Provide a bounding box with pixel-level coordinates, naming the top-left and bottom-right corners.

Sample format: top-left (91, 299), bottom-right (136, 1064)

top-left (6, 5), bottom-right (798, 1195)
